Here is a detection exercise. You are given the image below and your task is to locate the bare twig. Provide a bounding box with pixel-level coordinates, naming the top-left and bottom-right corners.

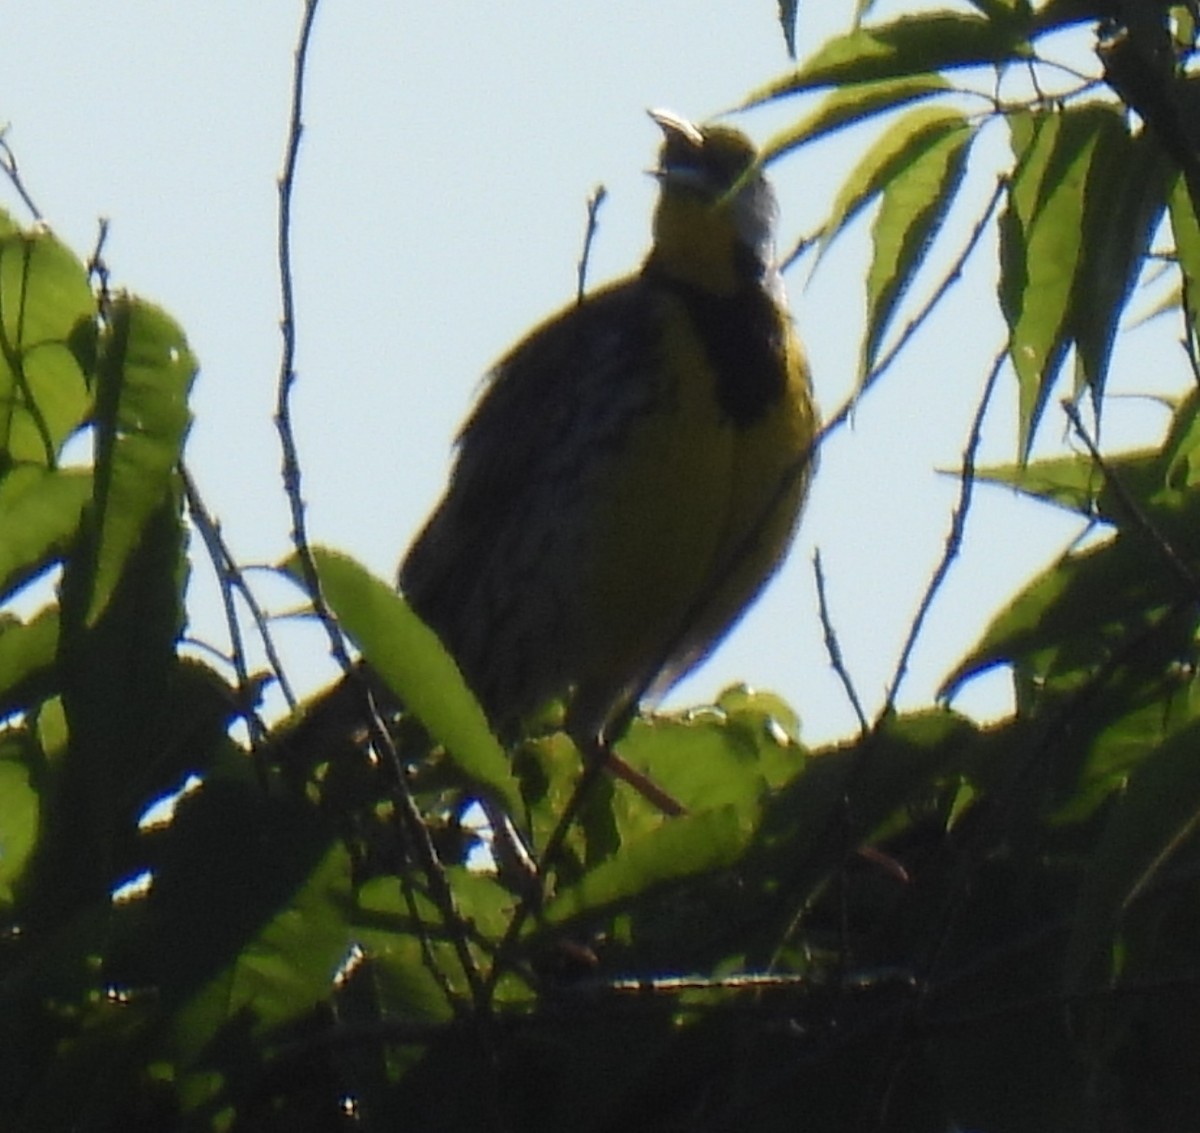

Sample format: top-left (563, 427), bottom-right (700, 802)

top-left (483, 753), bottom-right (610, 999)
top-left (883, 344), bottom-right (1005, 712)
top-left (0, 129), bottom-right (43, 221)
top-left (778, 226), bottom-right (822, 277)
top-left (181, 465), bottom-right (287, 745)
top-left (817, 175), bottom-right (1006, 447)
top-left (813, 549), bottom-right (868, 733)
top-left (86, 219), bottom-right (112, 312)
top-left (272, 0), bottom-right (486, 1013)
top-left (575, 185), bottom-right (607, 304)
top-left (772, 346), bottom-right (1005, 970)
top-left (1063, 398), bottom-right (1200, 599)
top-left (273, 0), bottom-right (348, 668)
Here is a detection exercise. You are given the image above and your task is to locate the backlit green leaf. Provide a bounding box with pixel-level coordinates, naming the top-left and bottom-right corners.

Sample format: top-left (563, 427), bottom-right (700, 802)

top-left (1000, 106), bottom-right (1112, 458)
top-left (943, 533), bottom-right (1189, 698)
top-left (747, 10), bottom-right (1031, 99)
top-left (84, 297), bottom-right (196, 626)
top-left (0, 220), bottom-right (93, 467)
top-left (0, 605), bottom-right (59, 716)
top-left (1169, 173), bottom-right (1200, 350)
top-left (0, 465), bottom-right (90, 601)
top-left (760, 75), bottom-right (950, 163)
top-left (818, 105), bottom-right (969, 258)
top-left (300, 547), bottom-right (522, 815)
top-left (1070, 120), bottom-right (1172, 412)
top-left (1164, 389), bottom-right (1200, 490)
top-left (862, 120), bottom-right (975, 375)
top-left (542, 806), bottom-right (748, 926)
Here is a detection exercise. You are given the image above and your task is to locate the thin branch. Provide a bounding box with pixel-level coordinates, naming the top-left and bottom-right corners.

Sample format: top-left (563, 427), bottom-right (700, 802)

top-left (483, 753), bottom-right (611, 1000)
top-left (0, 129), bottom-right (43, 221)
top-left (773, 347), bottom-right (1005, 971)
top-left (817, 175), bottom-right (1006, 447)
top-left (1063, 398), bottom-right (1200, 599)
top-left (813, 549), bottom-right (868, 733)
top-left (85, 218), bottom-right (112, 312)
top-left (273, 0), bottom-right (348, 669)
top-left (778, 225), bottom-right (822, 277)
top-left (575, 185), bottom-right (607, 304)
top-left (883, 344), bottom-right (1005, 712)
top-left (271, 0), bottom-right (486, 1013)
top-left (181, 465), bottom-right (287, 746)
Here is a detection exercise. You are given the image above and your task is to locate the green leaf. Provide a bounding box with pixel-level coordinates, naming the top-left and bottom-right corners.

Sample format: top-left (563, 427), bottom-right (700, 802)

top-left (818, 105), bottom-right (970, 258)
top-left (0, 465), bottom-right (91, 601)
top-left (971, 447), bottom-right (1162, 523)
top-left (0, 734), bottom-right (39, 906)
top-left (759, 75), bottom-right (950, 163)
top-left (615, 689), bottom-right (804, 821)
top-left (360, 865), bottom-right (515, 952)
top-left (713, 683), bottom-right (806, 785)
top-left (974, 391), bottom-right (1200, 530)
top-left (356, 866), bottom-right (514, 1012)
top-left (0, 221), bottom-right (93, 467)
top-left (1070, 120), bottom-right (1172, 412)
top-left (1000, 106), bottom-right (1111, 458)
top-left (1169, 173), bottom-right (1200, 350)
top-left (747, 10), bottom-right (1031, 100)
top-left (0, 605), bottom-right (59, 716)
top-left (83, 296), bottom-right (196, 626)
top-left (777, 0), bottom-right (798, 58)
top-left (1065, 717), bottom-right (1200, 991)
top-left (42, 496), bottom-right (190, 925)
top-left (943, 532), bottom-right (1190, 698)
top-left (618, 715), bottom-right (766, 821)
top-left (862, 120), bottom-right (976, 376)
top-left (971, 452), bottom-right (1104, 517)
top-left (147, 780), bottom-right (350, 1076)
top-left (541, 806), bottom-right (749, 926)
top-left (1070, 670), bottom-right (1200, 814)
top-left (300, 547), bottom-right (522, 815)
top-left (347, 933), bottom-right (460, 1031)
top-left (1164, 388), bottom-right (1200, 490)
top-left (758, 709), bottom-right (977, 900)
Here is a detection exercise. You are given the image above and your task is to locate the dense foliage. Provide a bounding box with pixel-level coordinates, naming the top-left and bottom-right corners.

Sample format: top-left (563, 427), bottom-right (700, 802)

top-left (5, 2), bottom-right (1200, 1129)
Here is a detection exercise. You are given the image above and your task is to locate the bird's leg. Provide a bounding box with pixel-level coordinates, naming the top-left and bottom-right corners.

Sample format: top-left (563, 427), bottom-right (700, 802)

top-left (582, 734), bottom-right (687, 817)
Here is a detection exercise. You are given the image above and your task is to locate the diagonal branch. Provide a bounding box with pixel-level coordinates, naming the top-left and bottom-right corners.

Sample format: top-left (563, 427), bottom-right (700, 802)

top-left (883, 343), bottom-right (1006, 713)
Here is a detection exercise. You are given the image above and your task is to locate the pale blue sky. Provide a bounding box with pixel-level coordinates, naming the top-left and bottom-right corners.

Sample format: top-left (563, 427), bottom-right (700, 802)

top-left (2, 4), bottom-right (1181, 744)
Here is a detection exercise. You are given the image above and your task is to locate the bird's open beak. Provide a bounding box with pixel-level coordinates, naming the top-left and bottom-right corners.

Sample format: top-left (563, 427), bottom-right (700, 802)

top-left (647, 107), bottom-right (704, 147)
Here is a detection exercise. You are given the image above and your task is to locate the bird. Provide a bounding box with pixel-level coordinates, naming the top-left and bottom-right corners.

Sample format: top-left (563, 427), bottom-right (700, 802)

top-left (398, 109), bottom-right (817, 766)
top-left (284, 110), bottom-right (817, 810)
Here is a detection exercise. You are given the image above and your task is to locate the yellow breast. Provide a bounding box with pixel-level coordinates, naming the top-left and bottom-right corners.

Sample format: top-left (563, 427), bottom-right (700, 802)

top-left (570, 280), bottom-right (817, 739)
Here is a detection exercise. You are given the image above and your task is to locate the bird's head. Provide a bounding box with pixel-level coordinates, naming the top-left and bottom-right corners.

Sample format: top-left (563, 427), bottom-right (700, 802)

top-left (646, 108), bottom-right (779, 295)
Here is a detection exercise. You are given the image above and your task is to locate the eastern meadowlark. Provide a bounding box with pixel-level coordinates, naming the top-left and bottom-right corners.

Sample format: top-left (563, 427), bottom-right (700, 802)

top-left (287, 110), bottom-right (817, 802)
top-left (400, 109), bottom-right (817, 755)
